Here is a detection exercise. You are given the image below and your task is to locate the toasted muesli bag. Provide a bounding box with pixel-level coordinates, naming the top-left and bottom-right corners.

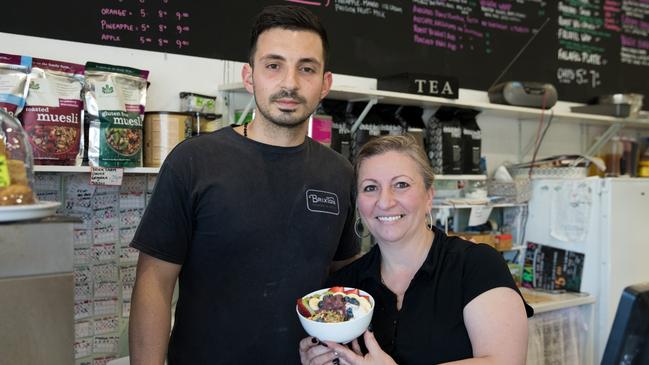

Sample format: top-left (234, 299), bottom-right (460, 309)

top-left (20, 58), bottom-right (84, 166)
top-left (85, 62), bottom-right (148, 167)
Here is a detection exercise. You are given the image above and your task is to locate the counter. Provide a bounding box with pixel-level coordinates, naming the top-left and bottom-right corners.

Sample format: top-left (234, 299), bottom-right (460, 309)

top-left (0, 217), bottom-right (77, 365)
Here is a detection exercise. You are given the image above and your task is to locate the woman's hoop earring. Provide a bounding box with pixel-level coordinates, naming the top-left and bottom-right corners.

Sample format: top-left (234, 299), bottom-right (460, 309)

top-left (426, 210), bottom-right (434, 231)
top-left (354, 217), bottom-right (370, 239)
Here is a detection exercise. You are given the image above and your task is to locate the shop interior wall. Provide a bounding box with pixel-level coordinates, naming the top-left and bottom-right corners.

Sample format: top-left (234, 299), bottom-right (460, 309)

top-left (3, 32), bottom-right (644, 175)
top-left (2, 31), bottom-right (646, 362)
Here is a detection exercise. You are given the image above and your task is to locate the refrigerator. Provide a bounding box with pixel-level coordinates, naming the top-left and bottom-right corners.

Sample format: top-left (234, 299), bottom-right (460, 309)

top-left (525, 177), bottom-right (649, 363)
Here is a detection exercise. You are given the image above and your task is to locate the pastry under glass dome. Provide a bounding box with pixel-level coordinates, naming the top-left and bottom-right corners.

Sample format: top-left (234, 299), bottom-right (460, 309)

top-left (0, 109), bottom-right (36, 205)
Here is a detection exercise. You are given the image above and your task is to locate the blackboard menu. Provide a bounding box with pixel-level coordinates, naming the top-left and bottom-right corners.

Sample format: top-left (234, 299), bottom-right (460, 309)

top-left (4, 1), bottom-right (649, 104)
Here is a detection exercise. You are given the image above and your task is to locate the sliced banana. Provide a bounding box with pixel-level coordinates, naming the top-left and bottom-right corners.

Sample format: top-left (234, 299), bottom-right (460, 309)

top-left (308, 296), bottom-right (321, 311)
top-left (358, 296), bottom-right (372, 312)
top-left (346, 293), bottom-right (361, 302)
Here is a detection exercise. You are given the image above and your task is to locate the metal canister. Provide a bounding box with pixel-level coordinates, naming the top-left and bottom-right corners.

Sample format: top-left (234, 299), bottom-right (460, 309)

top-left (143, 112), bottom-right (192, 167)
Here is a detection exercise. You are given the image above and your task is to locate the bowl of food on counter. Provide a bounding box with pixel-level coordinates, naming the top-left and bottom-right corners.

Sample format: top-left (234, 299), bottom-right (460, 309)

top-left (296, 286), bottom-right (374, 344)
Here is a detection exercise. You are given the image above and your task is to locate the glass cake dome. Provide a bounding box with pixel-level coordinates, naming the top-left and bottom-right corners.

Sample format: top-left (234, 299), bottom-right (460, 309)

top-left (0, 108), bottom-right (36, 205)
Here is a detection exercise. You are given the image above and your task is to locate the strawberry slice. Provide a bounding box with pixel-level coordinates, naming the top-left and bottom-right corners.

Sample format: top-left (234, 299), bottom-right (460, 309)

top-left (344, 288), bottom-right (360, 295)
top-left (296, 298), bottom-right (313, 317)
top-left (329, 286), bottom-right (345, 293)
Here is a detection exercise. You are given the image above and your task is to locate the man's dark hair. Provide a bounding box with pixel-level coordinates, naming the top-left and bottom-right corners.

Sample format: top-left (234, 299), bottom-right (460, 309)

top-left (249, 5), bottom-right (329, 69)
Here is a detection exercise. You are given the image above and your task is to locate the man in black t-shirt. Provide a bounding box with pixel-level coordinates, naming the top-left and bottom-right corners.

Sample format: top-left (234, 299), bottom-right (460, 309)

top-left (128, 6), bottom-right (359, 364)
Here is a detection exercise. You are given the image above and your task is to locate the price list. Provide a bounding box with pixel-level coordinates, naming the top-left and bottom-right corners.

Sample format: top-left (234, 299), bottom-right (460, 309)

top-left (556, 0), bottom-right (608, 89)
top-left (330, 0), bottom-right (403, 19)
top-left (619, 0), bottom-right (649, 67)
top-left (410, 0), bottom-right (547, 54)
top-left (98, 0), bottom-right (191, 52)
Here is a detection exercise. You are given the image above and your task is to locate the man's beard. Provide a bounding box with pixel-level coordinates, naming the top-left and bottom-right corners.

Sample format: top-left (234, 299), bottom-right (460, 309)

top-left (256, 89), bottom-right (313, 128)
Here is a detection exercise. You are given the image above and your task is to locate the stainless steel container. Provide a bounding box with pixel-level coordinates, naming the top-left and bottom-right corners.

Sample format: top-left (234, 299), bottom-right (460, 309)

top-left (598, 93), bottom-right (644, 117)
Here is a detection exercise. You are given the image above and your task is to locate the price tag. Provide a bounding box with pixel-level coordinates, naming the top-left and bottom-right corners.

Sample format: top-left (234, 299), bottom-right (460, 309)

top-left (90, 166), bottom-right (124, 186)
top-left (468, 205), bottom-right (493, 227)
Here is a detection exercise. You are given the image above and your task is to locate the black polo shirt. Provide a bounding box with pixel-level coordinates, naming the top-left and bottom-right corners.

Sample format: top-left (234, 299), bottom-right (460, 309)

top-left (326, 228), bottom-right (533, 365)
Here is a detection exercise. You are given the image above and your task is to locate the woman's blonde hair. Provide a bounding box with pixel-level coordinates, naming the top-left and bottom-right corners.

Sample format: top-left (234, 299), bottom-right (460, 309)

top-left (355, 134), bottom-right (435, 190)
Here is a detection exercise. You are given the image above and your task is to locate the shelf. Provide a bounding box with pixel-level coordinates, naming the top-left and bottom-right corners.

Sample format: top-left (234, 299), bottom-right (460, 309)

top-left (521, 288), bottom-right (596, 314)
top-left (433, 202), bottom-right (526, 209)
top-left (435, 174), bottom-right (486, 181)
top-left (219, 82), bottom-right (649, 128)
top-left (33, 166), bottom-right (160, 174)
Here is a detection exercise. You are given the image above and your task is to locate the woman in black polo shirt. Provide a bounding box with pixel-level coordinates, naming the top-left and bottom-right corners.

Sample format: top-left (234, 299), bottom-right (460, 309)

top-left (299, 135), bottom-right (533, 365)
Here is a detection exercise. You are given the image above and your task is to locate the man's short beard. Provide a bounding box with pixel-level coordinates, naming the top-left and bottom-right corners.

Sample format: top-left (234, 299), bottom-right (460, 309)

top-left (255, 89), bottom-right (314, 128)
top-left (260, 108), bottom-right (307, 128)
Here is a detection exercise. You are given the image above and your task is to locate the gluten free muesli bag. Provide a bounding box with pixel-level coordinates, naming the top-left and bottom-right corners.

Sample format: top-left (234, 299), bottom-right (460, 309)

top-left (85, 62), bottom-right (148, 167)
top-left (0, 52), bottom-right (31, 117)
top-left (20, 58), bottom-right (85, 166)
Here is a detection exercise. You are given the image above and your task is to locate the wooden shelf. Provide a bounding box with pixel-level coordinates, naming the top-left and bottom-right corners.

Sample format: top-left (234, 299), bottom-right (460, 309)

top-left (521, 288), bottom-right (596, 314)
top-left (220, 82), bottom-right (649, 128)
top-left (33, 166), bottom-right (160, 174)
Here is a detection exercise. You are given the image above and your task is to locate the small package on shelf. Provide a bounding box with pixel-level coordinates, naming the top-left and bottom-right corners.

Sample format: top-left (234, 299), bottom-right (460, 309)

top-left (426, 107), bottom-right (464, 175)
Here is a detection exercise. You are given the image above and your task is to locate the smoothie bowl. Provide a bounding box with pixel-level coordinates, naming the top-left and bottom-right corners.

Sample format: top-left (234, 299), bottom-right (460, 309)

top-left (296, 286), bottom-right (374, 344)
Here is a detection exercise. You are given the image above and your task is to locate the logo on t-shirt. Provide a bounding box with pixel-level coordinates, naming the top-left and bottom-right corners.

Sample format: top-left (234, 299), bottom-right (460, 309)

top-left (306, 189), bottom-right (340, 215)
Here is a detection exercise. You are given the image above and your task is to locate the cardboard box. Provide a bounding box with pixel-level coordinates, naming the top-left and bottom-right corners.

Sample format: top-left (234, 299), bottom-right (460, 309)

top-left (495, 234), bottom-right (513, 251)
top-left (449, 232), bottom-right (496, 248)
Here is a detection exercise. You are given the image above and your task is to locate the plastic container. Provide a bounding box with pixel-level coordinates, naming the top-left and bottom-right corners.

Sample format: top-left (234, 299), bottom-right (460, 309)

top-left (0, 109), bottom-right (36, 205)
top-left (462, 179), bottom-right (487, 199)
top-left (191, 112), bottom-right (224, 135)
top-left (143, 112), bottom-right (192, 167)
top-left (487, 178), bottom-right (532, 203)
top-left (179, 92), bottom-right (217, 114)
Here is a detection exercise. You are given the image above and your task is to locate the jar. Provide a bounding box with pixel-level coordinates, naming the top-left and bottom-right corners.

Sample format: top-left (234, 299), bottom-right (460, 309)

top-left (0, 109), bottom-right (36, 205)
top-left (191, 112), bottom-right (223, 135)
top-left (143, 111), bottom-right (192, 167)
top-left (639, 160), bottom-right (649, 178)
top-left (604, 136), bottom-right (623, 177)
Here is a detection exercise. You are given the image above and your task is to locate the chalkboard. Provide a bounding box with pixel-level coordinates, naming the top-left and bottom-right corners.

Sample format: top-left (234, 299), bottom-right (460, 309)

top-left (4, 1), bottom-right (649, 105)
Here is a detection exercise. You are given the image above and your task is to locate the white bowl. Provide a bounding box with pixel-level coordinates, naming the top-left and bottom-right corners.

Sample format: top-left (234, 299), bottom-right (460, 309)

top-left (296, 287), bottom-right (374, 344)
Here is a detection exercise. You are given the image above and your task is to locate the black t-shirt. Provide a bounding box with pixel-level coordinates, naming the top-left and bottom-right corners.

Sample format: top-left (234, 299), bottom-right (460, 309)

top-left (131, 126), bottom-right (359, 364)
top-left (327, 228), bottom-right (533, 365)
